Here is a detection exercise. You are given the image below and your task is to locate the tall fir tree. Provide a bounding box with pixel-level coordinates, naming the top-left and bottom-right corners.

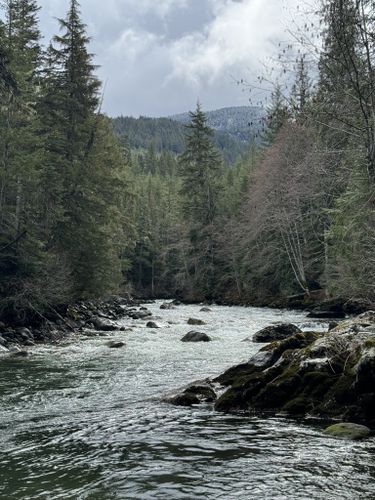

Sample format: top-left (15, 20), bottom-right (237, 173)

top-left (0, 0), bottom-right (47, 317)
top-left (262, 85), bottom-right (290, 146)
top-left (38, 0), bottom-right (128, 298)
top-left (179, 103), bottom-right (222, 297)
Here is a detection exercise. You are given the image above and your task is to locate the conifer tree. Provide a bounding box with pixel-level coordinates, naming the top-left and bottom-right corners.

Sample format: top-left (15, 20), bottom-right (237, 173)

top-left (0, 0), bottom-right (47, 317)
top-left (38, 0), bottom-right (127, 297)
top-left (179, 103), bottom-right (222, 297)
top-left (291, 57), bottom-right (311, 121)
top-left (262, 85), bottom-right (290, 146)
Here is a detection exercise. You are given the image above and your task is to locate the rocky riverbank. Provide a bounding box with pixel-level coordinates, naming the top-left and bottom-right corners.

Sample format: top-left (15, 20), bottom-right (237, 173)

top-left (0, 295), bottom-right (153, 355)
top-left (170, 311), bottom-right (375, 429)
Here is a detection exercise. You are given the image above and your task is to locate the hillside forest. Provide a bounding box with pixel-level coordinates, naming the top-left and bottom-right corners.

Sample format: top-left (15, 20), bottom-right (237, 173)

top-left (1, 0), bottom-right (375, 321)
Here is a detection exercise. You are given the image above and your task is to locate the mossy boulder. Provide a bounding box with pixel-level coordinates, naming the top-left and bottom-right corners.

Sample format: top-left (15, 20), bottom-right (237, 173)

top-left (212, 313), bottom-right (375, 426)
top-left (324, 423), bottom-right (371, 440)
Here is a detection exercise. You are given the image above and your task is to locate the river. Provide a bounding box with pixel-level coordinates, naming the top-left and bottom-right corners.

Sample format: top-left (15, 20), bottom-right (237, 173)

top-left (0, 302), bottom-right (374, 499)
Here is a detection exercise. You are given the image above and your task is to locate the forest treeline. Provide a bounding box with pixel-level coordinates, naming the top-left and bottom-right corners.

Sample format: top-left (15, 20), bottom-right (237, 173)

top-left (1, 0), bottom-right (375, 321)
top-left (112, 112), bottom-right (258, 164)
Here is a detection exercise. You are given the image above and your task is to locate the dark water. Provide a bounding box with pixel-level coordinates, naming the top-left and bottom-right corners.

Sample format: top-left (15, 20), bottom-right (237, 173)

top-left (0, 302), bottom-right (374, 499)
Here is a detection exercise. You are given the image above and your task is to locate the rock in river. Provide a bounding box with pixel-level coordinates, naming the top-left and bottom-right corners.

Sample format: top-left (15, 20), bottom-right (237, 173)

top-left (92, 317), bottom-right (119, 331)
top-left (187, 318), bottom-right (206, 326)
top-left (160, 303), bottom-right (176, 310)
top-left (146, 321), bottom-right (160, 329)
top-left (248, 323), bottom-right (302, 343)
top-left (181, 331), bottom-right (211, 343)
top-left (168, 383), bottom-right (217, 407)
top-left (324, 423), bottom-right (371, 440)
top-left (212, 312), bottom-right (375, 427)
top-left (107, 341), bottom-right (126, 349)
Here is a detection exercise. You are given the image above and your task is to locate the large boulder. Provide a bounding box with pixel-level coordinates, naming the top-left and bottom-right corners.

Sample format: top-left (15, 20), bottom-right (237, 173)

top-left (92, 317), bottom-right (119, 331)
top-left (324, 423), bottom-right (371, 440)
top-left (187, 318), bottom-right (206, 326)
top-left (181, 331), bottom-right (211, 343)
top-left (249, 323), bottom-right (302, 343)
top-left (212, 315), bottom-right (375, 426)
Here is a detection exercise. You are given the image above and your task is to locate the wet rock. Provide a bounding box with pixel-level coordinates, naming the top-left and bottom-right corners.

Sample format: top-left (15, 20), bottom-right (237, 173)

top-left (200, 307), bottom-right (212, 312)
top-left (172, 300), bottom-right (182, 306)
top-left (181, 331), bottom-right (211, 343)
top-left (168, 383), bottom-right (217, 407)
top-left (307, 308), bottom-right (346, 319)
top-left (92, 318), bottom-right (119, 331)
top-left (211, 314), bottom-right (375, 426)
top-left (107, 341), bottom-right (126, 349)
top-left (187, 318), bottom-right (206, 326)
top-left (146, 321), bottom-right (160, 329)
top-left (248, 323), bottom-right (302, 343)
top-left (324, 423), bottom-right (371, 440)
top-left (160, 303), bottom-right (176, 310)
top-left (16, 328), bottom-right (34, 341)
top-left (169, 392), bottom-right (200, 406)
top-left (355, 348), bottom-right (375, 393)
top-left (10, 349), bottom-right (30, 358)
top-left (129, 310), bottom-right (152, 320)
top-left (329, 322), bottom-right (339, 331)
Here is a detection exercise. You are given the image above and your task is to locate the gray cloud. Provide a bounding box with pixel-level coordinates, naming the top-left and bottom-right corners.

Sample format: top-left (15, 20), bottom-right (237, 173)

top-left (36, 0), bottom-right (300, 117)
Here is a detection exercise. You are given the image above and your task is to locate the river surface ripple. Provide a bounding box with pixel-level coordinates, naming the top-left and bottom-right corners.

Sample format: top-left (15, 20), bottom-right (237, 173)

top-left (0, 302), bottom-right (374, 499)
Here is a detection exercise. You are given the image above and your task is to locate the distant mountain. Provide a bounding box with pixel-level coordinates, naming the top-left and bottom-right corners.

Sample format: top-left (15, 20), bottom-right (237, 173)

top-left (171, 106), bottom-right (265, 142)
top-left (112, 106), bottom-right (265, 164)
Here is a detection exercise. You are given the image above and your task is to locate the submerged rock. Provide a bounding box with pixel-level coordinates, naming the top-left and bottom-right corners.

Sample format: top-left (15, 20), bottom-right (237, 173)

top-left (187, 318), bottom-right (206, 326)
top-left (107, 341), bottom-right (126, 349)
top-left (200, 307), bottom-right (212, 313)
top-left (248, 323), bottom-right (302, 343)
top-left (324, 423), bottom-right (371, 440)
top-left (181, 331), bottom-right (211, 343)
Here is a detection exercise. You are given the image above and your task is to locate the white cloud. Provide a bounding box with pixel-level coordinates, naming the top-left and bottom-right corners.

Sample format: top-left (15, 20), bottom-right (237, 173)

top-left (124, 0), bottom-right (189, 18)
top-left (168, 0), bottom-right (298, 86)
top-left (36, 0), bottom-right (302, 116)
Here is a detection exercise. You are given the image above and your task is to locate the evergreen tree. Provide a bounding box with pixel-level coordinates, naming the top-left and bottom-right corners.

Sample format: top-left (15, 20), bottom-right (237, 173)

top-left (179, 103), bottom-right (222, 297)
top-left (0, 0), bottom-right (47, 317)
top-left (262, 85), bottom-right (290, 146)
top-left (38, 0), bottom-right (127, 298)
top-left (291, 57), bottom-right (311, 121)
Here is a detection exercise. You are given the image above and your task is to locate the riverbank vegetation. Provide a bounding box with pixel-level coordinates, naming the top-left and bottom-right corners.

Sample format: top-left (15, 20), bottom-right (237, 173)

top-left (1, 0), bottom-right (375, 323)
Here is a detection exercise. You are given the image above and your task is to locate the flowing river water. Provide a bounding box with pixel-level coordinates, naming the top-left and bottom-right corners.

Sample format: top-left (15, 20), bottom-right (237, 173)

top-left (1, 302), bottom-right (375, 499)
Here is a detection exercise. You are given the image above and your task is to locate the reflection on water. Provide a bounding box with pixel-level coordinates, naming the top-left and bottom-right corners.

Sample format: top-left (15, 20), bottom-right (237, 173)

top-left (0, 302), bottom-right (374, 499)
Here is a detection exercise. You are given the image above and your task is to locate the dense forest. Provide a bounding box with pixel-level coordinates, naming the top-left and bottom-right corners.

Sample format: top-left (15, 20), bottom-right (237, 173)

top-left (112, 106), bottom-right (263, 164)
top-left (1, 0), bottom-right (375, 322)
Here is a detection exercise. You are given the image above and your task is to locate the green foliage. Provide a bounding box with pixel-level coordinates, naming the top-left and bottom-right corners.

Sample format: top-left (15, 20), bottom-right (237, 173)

top-left (0, 1), bottom-right (132, 318)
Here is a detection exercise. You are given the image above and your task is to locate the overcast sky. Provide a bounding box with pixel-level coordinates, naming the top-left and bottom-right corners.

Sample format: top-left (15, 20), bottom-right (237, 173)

top-left (37, 0), bottom-right (300, 117)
